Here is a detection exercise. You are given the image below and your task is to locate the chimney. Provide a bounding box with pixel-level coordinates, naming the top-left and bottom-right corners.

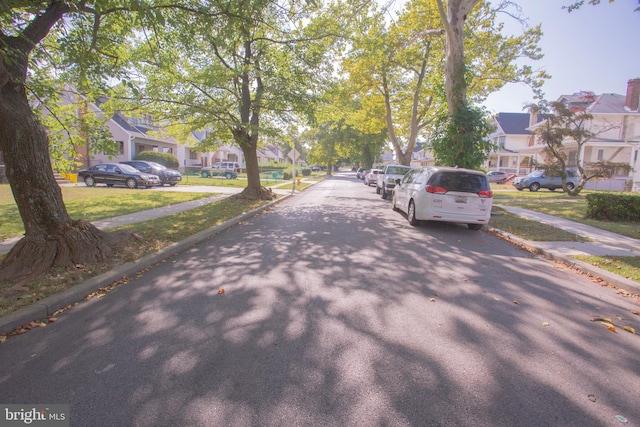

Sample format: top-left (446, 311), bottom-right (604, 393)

top-left (529, 105), bottom-right (538, 128)
top-left (625, 78), bottom-right (640, 111)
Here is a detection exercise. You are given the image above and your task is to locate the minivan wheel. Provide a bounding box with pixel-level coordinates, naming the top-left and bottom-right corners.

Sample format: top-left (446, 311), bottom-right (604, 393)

top-left (408, 200), bottom-right (419, 226)
top-left (529, 182), bottom-right (540, 192)
top-left (381, 188), bottom-right (387, 199)
top-left (566, 182), bottom-right (575, 191)
top-left (126, 178), bottom-right (137, 189)
top-left (376, 186), bottom-right (381, 194)
top-left (468, 224), bottom-right (483, 231)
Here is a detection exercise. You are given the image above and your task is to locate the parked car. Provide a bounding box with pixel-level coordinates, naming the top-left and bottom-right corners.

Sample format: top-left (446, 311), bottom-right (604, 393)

top-left (512, 169), bottom-right (580, 192)
top-left (120, 160), bottom-right (182, 186)
top-left (377, 164), bottom-right (412, 199)
top-left (392, 166), bottom-right (493, 230)
top-left (486, 171), bottom-right (508, 183)
top-left (78, 163), bottom-right (160, 188)
top-left (356, 168), bottom-right (369, 180)
top-left (364, 169), bottom-right (381, 186)
top-left (200, 167), bottom-right (238, 179)
top-left (212, 161), bottom-right (241, 172)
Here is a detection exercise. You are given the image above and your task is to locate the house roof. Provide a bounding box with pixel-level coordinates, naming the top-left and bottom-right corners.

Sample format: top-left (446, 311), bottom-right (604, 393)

top-left (495, 113), bottom-right (532, 135)
top-left (588, 93), bottom-right (628, 114)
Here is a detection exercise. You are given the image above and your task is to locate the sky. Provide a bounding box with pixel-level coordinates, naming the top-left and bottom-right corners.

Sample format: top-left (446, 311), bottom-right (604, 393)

top-left (481, 0), bottom-right (640, 114)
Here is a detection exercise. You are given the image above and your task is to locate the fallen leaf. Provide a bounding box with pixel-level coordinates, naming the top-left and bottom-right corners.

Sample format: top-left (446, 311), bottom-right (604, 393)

top-left (0, 336), bottom-right (6, 343)
top-left (429, 298), bottom-right (436, 302)
top-left (542, 322), bottom-right (549, 327)
top-left (622, 326), bottom-right (636, 334)
top-left (218, 289), bottom-right (225, 295)
top-left (513, 300), bottom-right (520, 305)
top-left (631, 311), bottom-right (639, 316)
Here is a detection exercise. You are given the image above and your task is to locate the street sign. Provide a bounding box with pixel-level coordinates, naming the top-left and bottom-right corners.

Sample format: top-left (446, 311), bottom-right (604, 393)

top-left (288, 148), bottom-right (300, 161)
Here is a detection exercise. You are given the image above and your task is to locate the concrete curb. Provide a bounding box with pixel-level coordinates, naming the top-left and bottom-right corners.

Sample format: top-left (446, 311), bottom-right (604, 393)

top-left (487, 226), bottom-right (640, 295)
top-left (0, 194), bottom-right (291, 336)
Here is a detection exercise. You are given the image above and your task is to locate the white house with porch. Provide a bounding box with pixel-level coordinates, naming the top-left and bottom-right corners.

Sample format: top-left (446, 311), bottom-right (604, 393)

top-left (486, 78), bottom-right (640, 192)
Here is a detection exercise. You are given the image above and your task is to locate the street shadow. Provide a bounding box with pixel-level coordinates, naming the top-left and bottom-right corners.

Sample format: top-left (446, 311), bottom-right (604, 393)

top-left (1, 174), bottom-right (638, 426)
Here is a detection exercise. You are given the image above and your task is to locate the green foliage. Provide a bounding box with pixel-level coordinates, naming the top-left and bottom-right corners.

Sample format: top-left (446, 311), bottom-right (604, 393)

top-left (586, 193), bottom-right (640, 222)
top-left (134, 151), bottom-right (179, 168)
top-left (430, 106), bottom-right (496, 169)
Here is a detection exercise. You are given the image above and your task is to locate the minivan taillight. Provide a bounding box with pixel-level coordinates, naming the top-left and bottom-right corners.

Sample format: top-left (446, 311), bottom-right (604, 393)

top-left (426, 185), bottom-right (447, 194)
top-left (478, 190), bottom-right (493, 198)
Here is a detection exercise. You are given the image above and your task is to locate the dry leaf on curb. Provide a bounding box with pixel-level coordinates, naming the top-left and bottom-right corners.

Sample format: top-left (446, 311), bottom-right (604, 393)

top-left (218, 289), bottom-right (225, 295)
top-left (622, 326), bottom-right (636, 334)
top-left (429, 298), bottom-right (436, 302)
top-left (542, 322), bottom-right (550, 327)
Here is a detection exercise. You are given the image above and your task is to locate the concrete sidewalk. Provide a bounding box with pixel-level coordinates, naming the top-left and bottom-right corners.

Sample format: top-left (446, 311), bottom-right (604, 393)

top-left (492, 205), bottom-right (640, 293)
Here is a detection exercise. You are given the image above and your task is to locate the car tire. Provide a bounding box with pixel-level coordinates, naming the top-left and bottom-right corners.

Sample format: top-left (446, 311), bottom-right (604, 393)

top-left (201, 171), bottom-right (210, 178)
top-left (84, 176), bottom-right (95, 187)
top-left (566, 182), bottom-right (575, 191)
top-left (376, 186), bottom-right (380, 194)
top-left (408, 200), bottom-right (419, 226)
top-left (225, 172), bottom-right (233, 179)
top-left (468, 224), bottom-right (483, 230)
top-left (126, 178), bottom-right (137, 189)
top-left (529, 182), bottom-right (540, 192)
top-left (381, 188), bottom-right (387, 199)
top-left (170, 183), bottom-right (177, 186)
top-left (106, 184), bottom-right (113, 187)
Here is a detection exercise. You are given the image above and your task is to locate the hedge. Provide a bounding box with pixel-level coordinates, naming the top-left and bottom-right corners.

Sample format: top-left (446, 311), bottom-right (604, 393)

top-left (586, 193), bottom-right (640, 222)
top-left (135, 151), bottom-right (180, 169)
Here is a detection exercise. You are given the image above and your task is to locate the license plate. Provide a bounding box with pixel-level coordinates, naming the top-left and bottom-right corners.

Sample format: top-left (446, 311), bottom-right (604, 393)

top-left (455, 196), bottom-right (467, 204)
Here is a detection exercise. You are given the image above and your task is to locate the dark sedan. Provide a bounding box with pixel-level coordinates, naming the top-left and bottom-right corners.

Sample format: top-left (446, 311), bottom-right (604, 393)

top-left (78, 163), bottom-right (160, 188)
top-left (120, 160), bottom-right (182, 186)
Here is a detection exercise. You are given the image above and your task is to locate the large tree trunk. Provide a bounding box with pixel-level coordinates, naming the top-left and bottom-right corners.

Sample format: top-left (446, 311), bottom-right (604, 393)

top-left (436, 0), bottom-right (481, 116)
top-left (0, 81), bottom-right (113, 281)
top-left (233, 130), bottom-right (273, 200)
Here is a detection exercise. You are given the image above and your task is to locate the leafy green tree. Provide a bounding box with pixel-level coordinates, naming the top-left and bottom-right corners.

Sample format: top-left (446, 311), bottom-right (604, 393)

top-left (0, 1), bottom-right (148, 280)
top-left (530, 100), bottom-right (631, 196)
top-left (124, 0), bottom-right (339, 200)
top-left (344, 0), bottom-right (546, 167)
top-left (563, 0), bottom-right (639, 12)
top-left (430, 105), bottom-right (495, 169)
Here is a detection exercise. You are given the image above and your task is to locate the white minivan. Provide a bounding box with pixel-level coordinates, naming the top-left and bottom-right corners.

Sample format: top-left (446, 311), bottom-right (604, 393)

top-left (391, 166), bottom-right (493, 230)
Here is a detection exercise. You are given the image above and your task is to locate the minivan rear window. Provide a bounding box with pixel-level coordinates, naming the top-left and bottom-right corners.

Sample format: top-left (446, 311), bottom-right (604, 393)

top-left (428, 172), bottom-right (489, 193)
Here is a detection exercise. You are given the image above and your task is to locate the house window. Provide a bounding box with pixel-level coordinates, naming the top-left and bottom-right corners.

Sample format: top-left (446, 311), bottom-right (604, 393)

top-left (499, 136), bottom-right (506, 149)
top-left (189, 150), bottom-right (198, 160)
top-left (568, 151), bottom-right (578, 166)
top-left (597, 149), bottom-right (604, 161)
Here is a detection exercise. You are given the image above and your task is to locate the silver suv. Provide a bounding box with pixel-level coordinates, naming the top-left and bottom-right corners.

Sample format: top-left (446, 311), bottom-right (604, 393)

top-left (377, 165), bottom-right (412, 199)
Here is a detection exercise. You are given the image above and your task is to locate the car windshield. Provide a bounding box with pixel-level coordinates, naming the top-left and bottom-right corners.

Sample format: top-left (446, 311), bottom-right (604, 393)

top-left (528, 170), bottom-right (544, 178)
top-left (428, 172), bottom-right (489, 193)
top-left (119, 164), bottom-right (141, 173)
top-left (387, 166), bottom-right (410, 175)
top-left (148, 162), bottom-right (166, 170)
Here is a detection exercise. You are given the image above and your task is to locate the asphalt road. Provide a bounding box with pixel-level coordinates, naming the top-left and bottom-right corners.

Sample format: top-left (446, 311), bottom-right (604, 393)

top-left (1, 173), bottom-right (639, 426)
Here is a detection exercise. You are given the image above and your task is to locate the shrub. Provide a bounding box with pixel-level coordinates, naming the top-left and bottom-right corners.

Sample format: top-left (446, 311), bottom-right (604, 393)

top-left (301, 168), bottom-right (311, 177)
top-left (586, 193), bottom-right (640, 222)
top-left (135, 151), bottom-right (180, 169)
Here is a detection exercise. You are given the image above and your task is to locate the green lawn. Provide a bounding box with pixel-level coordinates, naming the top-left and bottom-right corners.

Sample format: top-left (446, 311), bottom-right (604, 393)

top-left (0, 185), bottom-right (215, 240)
top-left (491, 187), bottom-right (640, 240)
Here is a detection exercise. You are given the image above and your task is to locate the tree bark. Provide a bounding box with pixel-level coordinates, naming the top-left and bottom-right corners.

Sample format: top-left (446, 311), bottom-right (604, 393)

top-left (0, 2), bottom-right (119, 281)
top-left (436, 0), bottom-right (482, 116)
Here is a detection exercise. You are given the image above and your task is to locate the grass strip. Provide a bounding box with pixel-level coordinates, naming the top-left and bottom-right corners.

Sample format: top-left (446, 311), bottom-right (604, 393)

top-left (574, 256), bottom-right (640, 283)
top-left (489, 207), bottom-right (589, 242)
top-left (0, 196), bottom-right (268, 317)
